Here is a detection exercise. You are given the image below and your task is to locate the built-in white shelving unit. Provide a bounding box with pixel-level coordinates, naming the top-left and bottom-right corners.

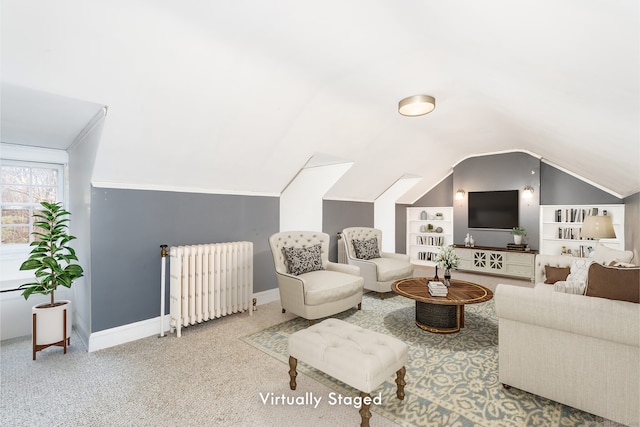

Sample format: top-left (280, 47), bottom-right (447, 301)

top-left (539, 204), bottom-right (625, 256)
top-left (406, 207), bottom-right (454, 266)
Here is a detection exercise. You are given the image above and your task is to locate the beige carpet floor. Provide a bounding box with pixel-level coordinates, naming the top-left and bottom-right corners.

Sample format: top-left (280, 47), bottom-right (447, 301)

top-left (1, 268), bottom-right (537, 427)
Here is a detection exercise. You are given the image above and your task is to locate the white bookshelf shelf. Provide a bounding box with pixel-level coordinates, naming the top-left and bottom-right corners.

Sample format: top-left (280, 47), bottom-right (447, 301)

top-left (406, 207), bottom-right (453, 266)
top-left (539, 204), bottom-right (625, 256)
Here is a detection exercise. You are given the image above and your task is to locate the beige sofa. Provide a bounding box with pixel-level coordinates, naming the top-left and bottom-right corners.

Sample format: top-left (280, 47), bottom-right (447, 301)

top-left (495, 254), bottom-right (640, 426)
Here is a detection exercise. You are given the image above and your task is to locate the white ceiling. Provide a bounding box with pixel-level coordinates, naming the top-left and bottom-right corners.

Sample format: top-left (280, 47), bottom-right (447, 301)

top-left (1, 0), bottom-right (638, 201)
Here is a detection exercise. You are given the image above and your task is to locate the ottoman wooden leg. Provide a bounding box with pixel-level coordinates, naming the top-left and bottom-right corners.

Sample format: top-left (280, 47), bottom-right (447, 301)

top-left (395, 366), bottom-right (406, 400)
top-left (359, 392), bottom-right (372, 427)
top-left (288, 356), bottom-right (297, 390)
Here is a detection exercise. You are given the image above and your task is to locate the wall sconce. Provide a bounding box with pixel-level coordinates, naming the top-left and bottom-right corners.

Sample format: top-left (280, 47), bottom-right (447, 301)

top-left (522, 186), bottom-right (534, 199)
top-left (455, 189), bottom-right (466, 200)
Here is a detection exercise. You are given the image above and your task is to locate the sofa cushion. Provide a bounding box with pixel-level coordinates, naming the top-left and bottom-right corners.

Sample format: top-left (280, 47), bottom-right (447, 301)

top-left (591, 243), bottom-right (634, 266)
top-left (586, 263), bottom-right (640, 303)
top-left (553, 280), bottom-right (587, 295)
top-left (299, 270), bottom-right (364, 306)
top-left (544, 266), bottom-right (570, 284)
top-left (352, 237), bottom-right (380, 260)
top-left (282, 244), bottom-right (324, 276)
top-left (369, 257), bottom-right (415, 282)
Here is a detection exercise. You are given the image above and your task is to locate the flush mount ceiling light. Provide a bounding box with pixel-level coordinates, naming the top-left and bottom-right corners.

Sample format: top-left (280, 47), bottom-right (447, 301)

top-left (398, 95), bottom-right (436, 117)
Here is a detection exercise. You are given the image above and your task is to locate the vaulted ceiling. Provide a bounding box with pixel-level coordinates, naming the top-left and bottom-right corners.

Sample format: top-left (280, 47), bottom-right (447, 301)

top-left (1, 1), bottom-right (638, 202)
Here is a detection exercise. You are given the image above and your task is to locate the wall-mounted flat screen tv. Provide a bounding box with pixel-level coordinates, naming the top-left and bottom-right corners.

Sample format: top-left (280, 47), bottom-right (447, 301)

top-left (468, 190), bottom-right (519, 229)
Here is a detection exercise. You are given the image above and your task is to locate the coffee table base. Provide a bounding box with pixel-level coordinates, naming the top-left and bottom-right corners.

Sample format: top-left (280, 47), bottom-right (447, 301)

top-left (415, 301), bottom-right (463, 334)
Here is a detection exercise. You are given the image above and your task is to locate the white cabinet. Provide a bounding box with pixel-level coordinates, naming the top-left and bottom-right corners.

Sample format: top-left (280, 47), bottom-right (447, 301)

top-left (406, 207), bottom-right (453, 266)
top-left (539, 205), bottom-right (625, 256)
top-left (454, 246), bottom-right (536, 282)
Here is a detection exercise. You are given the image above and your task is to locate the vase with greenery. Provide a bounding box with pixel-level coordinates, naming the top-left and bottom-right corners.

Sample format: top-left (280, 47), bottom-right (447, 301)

top-left (434, 245), bottom-right (459, 286)
top-left (510, 226), bottom-right (527, 245)
top-left (19, 201), bottom-right (83, 359)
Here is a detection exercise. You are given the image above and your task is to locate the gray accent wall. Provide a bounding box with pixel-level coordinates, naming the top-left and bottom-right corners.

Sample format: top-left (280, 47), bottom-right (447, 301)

top-left (413, 174), bottom-right (454, 207)
top-left (540, 162), bottom-right (623, 205)
top-left (90, 187), bottom-right (278, 332)
top-left (323, 200), bottom-right (374, 262)
top-left (403, 153), bottom-right (627, 253)
top-left (453, 152), bottom-right (541, 249)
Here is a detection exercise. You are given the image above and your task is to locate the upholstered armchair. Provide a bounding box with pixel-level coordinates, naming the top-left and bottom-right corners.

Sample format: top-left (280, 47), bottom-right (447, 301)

top-left (342, 227), bottom-right (414, 298)
top-left (269, 231), bottom-right (364, 324)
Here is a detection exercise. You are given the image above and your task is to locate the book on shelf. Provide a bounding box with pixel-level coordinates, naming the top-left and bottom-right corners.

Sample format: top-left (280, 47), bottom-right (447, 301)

top-left (428, 281), bottom-right (448, 296)
top-left (506, 243), bottom-right (530, 251)
top-left (555, 207), bottom-right (605, 223)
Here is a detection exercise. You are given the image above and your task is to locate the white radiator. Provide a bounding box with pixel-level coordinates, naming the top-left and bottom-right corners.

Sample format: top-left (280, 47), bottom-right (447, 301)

top-left (169, 241), bottom-right (253, 337)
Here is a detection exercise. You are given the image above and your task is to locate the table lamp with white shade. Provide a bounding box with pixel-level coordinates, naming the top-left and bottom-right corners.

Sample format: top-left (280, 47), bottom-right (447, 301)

top-left (581, 215), bottom-right (616, 241)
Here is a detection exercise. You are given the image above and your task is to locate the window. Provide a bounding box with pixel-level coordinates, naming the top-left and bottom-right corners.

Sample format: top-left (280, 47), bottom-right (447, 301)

top-left (1, 160), bottom-right (65, 248)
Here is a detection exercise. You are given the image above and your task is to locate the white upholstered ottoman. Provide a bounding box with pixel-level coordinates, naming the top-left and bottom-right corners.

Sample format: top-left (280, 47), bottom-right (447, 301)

top-left (288, 318), bottom-right (408, 427)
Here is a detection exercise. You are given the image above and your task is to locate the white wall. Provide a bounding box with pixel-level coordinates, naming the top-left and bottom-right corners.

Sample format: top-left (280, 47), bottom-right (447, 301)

top-left (374, 175), bottom-right (421, 252)
top-left (280, 160), bottom-right (353, 232)
top-left (68, 108), bottom-right (106, 346)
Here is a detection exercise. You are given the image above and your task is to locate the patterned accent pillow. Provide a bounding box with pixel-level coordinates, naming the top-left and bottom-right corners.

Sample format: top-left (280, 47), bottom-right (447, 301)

top-left (282, 244), bottom-right (324, 276)
top-left (566, 258), bottom-right (593, 283)
top-left (352, 237), bottom-right (380, 260)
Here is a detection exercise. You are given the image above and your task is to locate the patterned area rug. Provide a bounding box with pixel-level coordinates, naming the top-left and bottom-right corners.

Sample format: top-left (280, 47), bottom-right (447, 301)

top-left (242, 293), bottom-right (615, 427)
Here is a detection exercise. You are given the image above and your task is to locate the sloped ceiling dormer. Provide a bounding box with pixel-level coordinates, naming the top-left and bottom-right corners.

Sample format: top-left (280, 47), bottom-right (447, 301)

top-left (1, 1), bottom-right (638, 201)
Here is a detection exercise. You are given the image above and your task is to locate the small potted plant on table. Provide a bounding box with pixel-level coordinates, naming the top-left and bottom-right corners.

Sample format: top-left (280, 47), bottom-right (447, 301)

top-left (19, 201), bottom-right (84, 360)
top-left (510, 226), bottom-right (527, 245)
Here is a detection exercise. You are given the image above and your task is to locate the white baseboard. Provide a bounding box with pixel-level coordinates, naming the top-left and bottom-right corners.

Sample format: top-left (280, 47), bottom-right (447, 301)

top-left (88, 314), bottom-right (171, 352)
top-left (252, 288), bottom-right (280, 306)
top-left (88, 290), bottom-right (280, 352)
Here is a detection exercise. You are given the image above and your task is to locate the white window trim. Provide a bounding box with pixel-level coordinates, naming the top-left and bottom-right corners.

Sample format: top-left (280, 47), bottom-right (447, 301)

top-left (1, 144), bottom-right (69, 288)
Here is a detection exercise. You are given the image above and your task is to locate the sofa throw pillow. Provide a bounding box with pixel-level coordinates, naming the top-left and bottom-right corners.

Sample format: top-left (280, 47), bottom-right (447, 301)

top-left (608, 259), bottom-right (637, 268)
top-left (352, 237), bottom-right (380, 260)
top-left (544, 266), bottom-right (571, 284)
top-left (591, 243), bottom-right (634, 266)
top-left (282, 244), bottom-right (324, 276)
top-left (566, 258), bottom-right (593, 283)
top-left (585, 262), bottom-right (640, 303)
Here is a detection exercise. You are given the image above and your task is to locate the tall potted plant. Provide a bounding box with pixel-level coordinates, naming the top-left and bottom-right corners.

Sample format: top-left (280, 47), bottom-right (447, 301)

top-left (19, 201), bottom-right (84, 360)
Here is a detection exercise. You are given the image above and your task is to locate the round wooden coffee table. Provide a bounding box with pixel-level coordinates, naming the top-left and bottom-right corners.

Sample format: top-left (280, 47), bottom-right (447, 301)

top-left (392, 277), bottom-right (493, 333)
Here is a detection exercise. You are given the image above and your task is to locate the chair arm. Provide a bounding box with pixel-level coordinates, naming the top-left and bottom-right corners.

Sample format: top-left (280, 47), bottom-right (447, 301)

top-left (381, 252), bottom-right (410, 262)
top-left (326, 262), bottom-right (361, 276)
top-left (343, 257), bottom-right (378, 286)
top-left (275, 271), bottom-right (304, 288)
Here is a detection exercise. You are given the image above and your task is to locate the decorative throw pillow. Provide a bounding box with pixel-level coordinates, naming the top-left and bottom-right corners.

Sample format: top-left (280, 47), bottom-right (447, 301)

top-left (282, 244), bottom-right (324, 276)
top-left (591, 243), bottom-right (634, 266)
top-left (566, 258), bottom-right (593, 283)
top-left (544, 266), bottom-right (571, 284)
top-left (608, 259), bottom-right (637, 268)
top-left (352, 237), bottom-right (380, 260)
top-left (585, 262), bottom-right (640, 303)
